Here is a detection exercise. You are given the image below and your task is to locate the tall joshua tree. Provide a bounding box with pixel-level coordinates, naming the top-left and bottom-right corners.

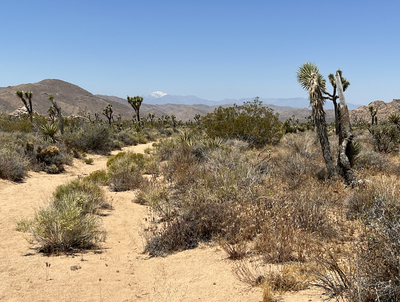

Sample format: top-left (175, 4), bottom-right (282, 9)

top-left (15, 90), bottom-right (33, 121)
top-left (127, 95), bottom-right (143, 124)
top-left (148, 112), bottom-right (155, 126)
top-left (102, 104), bottom-right (114, 125)
top-left (297, 62), bottom-right (335, 177)
top-left (368, 105), bottom-right (378, 125)
top-left (297, 62), bottom-right (357, 185)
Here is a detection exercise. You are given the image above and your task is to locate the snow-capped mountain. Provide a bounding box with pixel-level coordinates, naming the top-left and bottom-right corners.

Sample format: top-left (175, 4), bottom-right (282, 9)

top-left (144, 91), bottom-right (167, 99)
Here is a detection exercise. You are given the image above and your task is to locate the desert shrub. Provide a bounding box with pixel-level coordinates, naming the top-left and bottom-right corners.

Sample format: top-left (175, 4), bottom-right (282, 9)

top-left (369, 123), bottom-right (400, 153)
top-left (160, 142), bottom-right (198, 189)
top-left (53, 179), bottom-right (109, 214)
top-left (153, 137), bottom-right (179, 161)
top-left (35, 145), bottom-right (66, 173)
top-left (29, 196), bottom-right (105, 253)
top-left (63, 123), bottom-right (113, 153)
top-left (84, 157), bottom-right (94, 164)
top-left (107, 152), bottom-right (145, 191)
top-left (84, 170), bottom-right (109, 186)
top-left (0, 148), bottom-right (30, 181)
top-left (317, 177), bottom-right (400, 301)
top-left (107, 152), bottom-right (146, 169)
top-left (201, 98), bottom-right (283, 147)
top-left (354, 148), bottom-right (391, 172)
top-left (143, 144), bottom-right (268, 256)
top-left (254, 217), bottom-right (316, 263)
top-left (233, 257), bottom-right (311, 296)
top-left (0, 113), bottom-right (46, 133)
top-left (17, 180), bottom-right (107, 253)
top-left (280, 132), bottom-right (319, 160)
top-left (113, 130), bottom-right (139, 146)
top-left (109, 168), bottom-right (143, 192)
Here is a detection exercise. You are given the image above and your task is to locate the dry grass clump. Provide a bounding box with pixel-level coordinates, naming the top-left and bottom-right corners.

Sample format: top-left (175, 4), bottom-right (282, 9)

top-left (233, 256), bottom-right (312, 301)
top-left (312, 176), bottom-right (400, 301)
top-left (16, 179), bottom-right (108, 253)
top-left (272, 132), bottom-right (322, 188)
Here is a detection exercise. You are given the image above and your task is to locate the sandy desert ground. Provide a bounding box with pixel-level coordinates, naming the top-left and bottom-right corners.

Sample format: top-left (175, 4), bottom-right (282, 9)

top-left (0, 142), bottom-right (324, 302)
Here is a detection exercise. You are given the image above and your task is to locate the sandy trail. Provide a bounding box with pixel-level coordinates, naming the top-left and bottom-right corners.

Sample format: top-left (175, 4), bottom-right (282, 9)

top-left (0, 142), bottom-right (322, 302)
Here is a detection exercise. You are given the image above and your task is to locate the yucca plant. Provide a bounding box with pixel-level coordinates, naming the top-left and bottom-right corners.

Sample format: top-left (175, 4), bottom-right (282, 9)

top-left (41, 122), bottom-right (58, 142)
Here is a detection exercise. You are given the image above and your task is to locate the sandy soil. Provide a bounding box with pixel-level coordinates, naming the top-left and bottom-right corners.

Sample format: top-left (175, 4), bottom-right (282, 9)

top-left (0, 142), bottom-right (324, 302)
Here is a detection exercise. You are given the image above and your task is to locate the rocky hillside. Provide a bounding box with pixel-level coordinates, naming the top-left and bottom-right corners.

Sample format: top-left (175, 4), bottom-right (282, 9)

top-left (0, 79), bottom-right (133, 118)
top-left (350, 99), bottom-right (400, 124)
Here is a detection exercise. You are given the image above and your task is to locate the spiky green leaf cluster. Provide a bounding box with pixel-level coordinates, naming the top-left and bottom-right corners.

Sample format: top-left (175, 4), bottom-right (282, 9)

top-left (328, 69), bottom-right (350, 92)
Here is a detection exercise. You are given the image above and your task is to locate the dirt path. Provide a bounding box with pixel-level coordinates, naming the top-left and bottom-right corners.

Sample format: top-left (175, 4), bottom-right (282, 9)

top-left (0, 142), bottom-right (323, 302)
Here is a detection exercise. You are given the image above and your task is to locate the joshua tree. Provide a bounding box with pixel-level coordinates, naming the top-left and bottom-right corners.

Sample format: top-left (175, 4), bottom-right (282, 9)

top-left (325, 70), bottom-right (350, 134)
top-left (194, 114), bottom-right (201, 123)
top-left (15, 90), bottom-right (33, 121)
top-left (368, 105), bottom-right (378, 125)
top-left (48, 94), bottom-right (64, 134)
top-left (102, 104), bottom-right (114, 125)
top-left (171, 114), bottom-right (177, 128)
top-left (148, 112), bottom-right (155, 126)
top-left (297, 62), bottom-right (335, 177)
top-left (297, 62), bottom-right (357, 184)
top-left (127, 95), bottom-right (143, 124)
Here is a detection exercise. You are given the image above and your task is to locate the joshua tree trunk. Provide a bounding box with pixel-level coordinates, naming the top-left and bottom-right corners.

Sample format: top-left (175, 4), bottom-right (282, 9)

top-left (313, 102), bottom-right (335, 177)
top-left (335, 72), bottom-right (357, 185)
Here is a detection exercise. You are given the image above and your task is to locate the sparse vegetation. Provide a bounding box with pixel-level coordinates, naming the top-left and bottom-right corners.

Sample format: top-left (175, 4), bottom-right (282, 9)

top-left (16, 179), bottom-right (108, 253)
top-left (4, 81), bottom-right (400, 301)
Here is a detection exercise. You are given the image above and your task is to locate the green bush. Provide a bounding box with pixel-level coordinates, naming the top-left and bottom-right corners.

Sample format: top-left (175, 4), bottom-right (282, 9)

top-left (84, 170), bottom-right (109, 186)
top-left (30, 195), bottom-right (105, 253)
top-left (201, 98), bottom-right (283, 147)
top-left (17, 179), bottom-right (107, 253)
top-left (369, 123), bottom-right (400, 153)
top-left (53, 179), bottom-right (109, 214)
top-left (107, 152), bottom-right (145, 191)
top-left (63, 123), bottom-right (113, 154)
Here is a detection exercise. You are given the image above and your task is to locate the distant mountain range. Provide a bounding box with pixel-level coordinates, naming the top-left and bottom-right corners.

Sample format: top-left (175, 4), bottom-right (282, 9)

top-left (0, 79), bottom-right (365, 122)
top-left (136, 90), bottom-right (360, 110)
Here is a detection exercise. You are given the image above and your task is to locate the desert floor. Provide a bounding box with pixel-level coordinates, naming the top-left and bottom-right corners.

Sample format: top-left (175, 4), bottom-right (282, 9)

top-left (0, 142), bottom-right (324, 302)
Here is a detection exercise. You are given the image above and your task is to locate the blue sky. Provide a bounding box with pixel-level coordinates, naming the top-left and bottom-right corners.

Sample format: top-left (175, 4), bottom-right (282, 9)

top-left (1, 0), bottom-right (398, 105)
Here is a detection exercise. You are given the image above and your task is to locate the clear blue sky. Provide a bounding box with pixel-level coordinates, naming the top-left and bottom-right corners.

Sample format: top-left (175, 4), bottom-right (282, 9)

top-left (1, 0), bottom-right (399, 105)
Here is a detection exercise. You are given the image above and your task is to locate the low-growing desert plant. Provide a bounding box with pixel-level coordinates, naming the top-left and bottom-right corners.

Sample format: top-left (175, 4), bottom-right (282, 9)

top-left (0, 148), bottom-right (30, 181)
top-left (30, 196), bottom-right (106, 253)
top-left (63, 123), bottom-right (113, 154)
top-left (315, 177), bottom-right (400, 301)
top-left (17, 179), bottom-right (108, 253)
top-left (84, 170), bottom-right (109, 186)
top-left (107, 152), bottom-right (145, 191)
top-left (369, 123), bottom-right (400, 153)
top-left (84, 157), bottom-right (94, 164)
top-left (53, 179), bottom-right (110, 214)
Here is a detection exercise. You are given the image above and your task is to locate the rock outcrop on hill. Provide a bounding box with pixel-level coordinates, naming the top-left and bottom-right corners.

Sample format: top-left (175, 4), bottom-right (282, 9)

top-left (350, 99), bottom-right (400, 124)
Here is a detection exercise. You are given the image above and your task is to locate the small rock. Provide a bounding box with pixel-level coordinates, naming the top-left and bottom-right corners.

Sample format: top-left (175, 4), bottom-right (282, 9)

top-left (70, 265), bottom-right (82, 271)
